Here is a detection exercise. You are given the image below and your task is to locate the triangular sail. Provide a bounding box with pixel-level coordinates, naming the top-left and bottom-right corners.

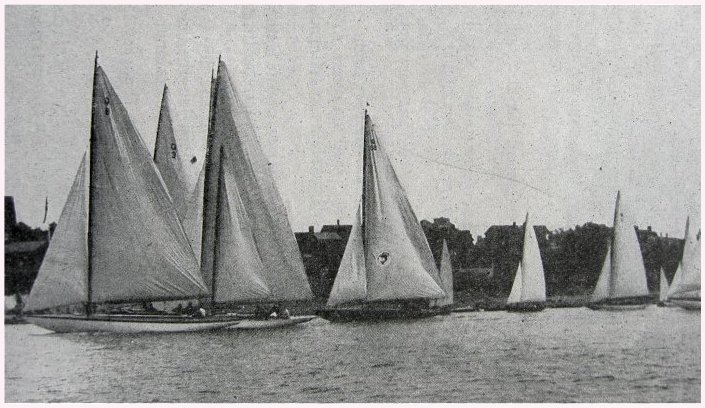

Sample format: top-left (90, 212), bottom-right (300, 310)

top-left (89, 65), bottom-right (208, 303)
top-left (209, 60), bottom-right (312, 301)
top-left (213, 151), bottom-right (272, 303)
top-left (433, 240), bottom-right (454, 307)
top-left (668, 262), bottom-right (684, 299)
top-left (363, 113), bottom-right (445, 301)
top-left (25, 154), bottom-right (89, 311)
top-left (507, 264), bottom-right (523, 304)
top-left (327, 203), bottom-right (367, 306)
top-left (153, 84), bottom-right (190, 221)
top-left (669, 217), bottom-right (701, 299)
top-left (659, 267), bottom-right (670, 302)
top-left (609, 191), bottom-right (649, 298)
top-left (518, 213), bottom-right (547, 303)
top-left (183, 162), bottom-right (205, 260)
top-left (591, 245), bottom-right (611, 302)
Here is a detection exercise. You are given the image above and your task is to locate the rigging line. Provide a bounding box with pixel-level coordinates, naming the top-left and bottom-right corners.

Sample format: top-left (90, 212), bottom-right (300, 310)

top-left (398, 147), bottom-right (552, 198)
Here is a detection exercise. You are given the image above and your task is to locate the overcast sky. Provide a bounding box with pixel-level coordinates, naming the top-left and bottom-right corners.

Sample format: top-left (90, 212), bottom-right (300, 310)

top-left (5, 6), bottom-right (700, 238)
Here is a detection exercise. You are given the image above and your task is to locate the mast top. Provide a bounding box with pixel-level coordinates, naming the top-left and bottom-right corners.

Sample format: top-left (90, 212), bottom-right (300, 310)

top-left (94, 50), bottom-right (99, 68)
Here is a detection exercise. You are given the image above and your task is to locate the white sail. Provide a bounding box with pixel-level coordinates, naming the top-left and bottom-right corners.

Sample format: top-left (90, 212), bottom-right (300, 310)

top-left (153, 84), bottom-right (190, 221)
top-left (25, 154), bottom-right (89, 312)
top-left (507, 264), bottom-right (523, 304)
top-left (363, 113), bottom-right (445, 301)
top-left (209, 60), bottom-right (312, 301)
top-left (183, 162), bottom-right (205, 261)
top-left (591, 245), bottom-right (611, 302)
top-left (668, 262), bottom-right (684, 299)
top-left (89, 65), bottom-right (208, 303)
top-left (518, 213), bottom-right (546, 303)
top-left (213, 151), bottom-right (272, 303)
top-left (609, 191), bottom-right (649, 298)
top-left (434, 240), bottom-right (454, 307)
top-left (327, 203), bottom-right (367, 306)
top-left (669, 217), bottom-right (701, 298)
top-left (659, 267), bottom-right (670, 302)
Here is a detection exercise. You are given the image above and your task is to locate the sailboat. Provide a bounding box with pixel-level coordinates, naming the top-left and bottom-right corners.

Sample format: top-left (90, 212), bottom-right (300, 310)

top-left (588, 191), bottom-right (651, 310)
top-left (666, 217), bottom-right (700, 310)
top-left (430, 240), bottom-right (454, 314)
top-left (317, 111), bottom-right (447, 322)
top-left (506, 213), bottom-right (547, 312)
top-left (153, 84), bottom-right (190, 221)
top-left (657, 267), bottom-right (670, 307)
top-left (24, 54), bottom-right (240, 333)
top-left (182, 58), bottom-right (316, 329)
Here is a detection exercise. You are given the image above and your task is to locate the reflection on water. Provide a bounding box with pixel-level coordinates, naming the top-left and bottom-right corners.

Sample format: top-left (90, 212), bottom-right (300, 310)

top-left (5, 307), bottom-right (700, 402)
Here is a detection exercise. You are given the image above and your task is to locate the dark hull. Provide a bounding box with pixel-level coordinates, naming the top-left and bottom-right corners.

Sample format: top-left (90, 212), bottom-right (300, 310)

top-left (316, 307), bottom-right (444, 322)
top-left (587, 295), bottom-right (652, 311)
top-left (506, 302), bottom-right (545, 312)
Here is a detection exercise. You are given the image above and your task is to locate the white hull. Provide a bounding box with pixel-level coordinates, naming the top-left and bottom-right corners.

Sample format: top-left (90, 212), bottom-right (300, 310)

top-left (668, 299), bottom-right (701, 311)
top-left (26, 314), bottom-right (240, 333)
top-left (232, 315), bottom-right (317, 329)
top-left (588, 304), bottom-right (648, 311)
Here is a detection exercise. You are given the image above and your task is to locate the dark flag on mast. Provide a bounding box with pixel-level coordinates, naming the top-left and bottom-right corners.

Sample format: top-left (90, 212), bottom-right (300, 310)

top-left (42, 196), bottom-right (48, 224)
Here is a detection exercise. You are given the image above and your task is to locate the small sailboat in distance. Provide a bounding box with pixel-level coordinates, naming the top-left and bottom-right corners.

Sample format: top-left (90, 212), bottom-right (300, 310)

top-left (184, 58), bottom-right (316, 329)
top-left (666, 216), bottom-right (700, 310)
top-left (153, 84), bottom-right (190, 221)
top-left (317, 110), bottom-right (446, 322)
top-left (588, 191), bottom-right (651, 310)
top-left (658, 267), bottom-right (670, 307)
top-left (506, 212), bottom-right (546, 312)
top-left (430, 240), bottom-right (454, 314)
top-left (24, 54), bottom-right (240, 333)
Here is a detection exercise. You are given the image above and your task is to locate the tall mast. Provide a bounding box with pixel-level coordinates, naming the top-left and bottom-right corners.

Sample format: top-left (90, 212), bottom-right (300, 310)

top-left (200, 59), bottom-right (221, 311)
top-left (362, 110), bottom-right (368, 250)
top-left (609, 190), bottom-right (620, 297)
top-left (86, 51), bottom-right (99, 317)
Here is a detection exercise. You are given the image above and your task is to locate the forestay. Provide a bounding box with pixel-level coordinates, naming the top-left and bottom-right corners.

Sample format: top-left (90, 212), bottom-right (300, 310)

top-left (363, 114), bottom-right (444, 301)
top-left (210, 61), bottom-right (312, 301)
top-left (153, 84), bottom-right (190, 221)
top-left (25, 155), bottom-right (89, 312)
top-left (89, 66), bottom-right (208, 303)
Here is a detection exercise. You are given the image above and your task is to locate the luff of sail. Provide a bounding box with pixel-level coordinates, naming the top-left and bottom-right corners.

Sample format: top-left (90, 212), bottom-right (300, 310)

top-left (153, 84), bottom-right (190, 221)
top-left (668, 216), bottom-right (701, 299)
top-left (89, 64), bottom-right (208, 303)
top-left (363, 112), bottom-right (444, 301)
top-left (203, 59), bottom-right (312, 301)
top-left (507, 213), bottom-right (547, 305)
top-left (25, 154), bottom-right (89, 312)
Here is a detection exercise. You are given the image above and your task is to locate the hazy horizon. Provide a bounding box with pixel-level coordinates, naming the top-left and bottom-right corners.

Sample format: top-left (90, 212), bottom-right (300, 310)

top-left (5, 6), bottom-right (700, 238)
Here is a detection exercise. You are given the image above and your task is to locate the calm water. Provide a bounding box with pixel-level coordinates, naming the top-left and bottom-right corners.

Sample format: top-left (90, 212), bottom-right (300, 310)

top-left (5, 306), bottom-right (700, 402)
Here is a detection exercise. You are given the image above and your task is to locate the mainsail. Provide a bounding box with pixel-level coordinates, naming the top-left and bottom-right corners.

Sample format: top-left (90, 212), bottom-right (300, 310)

top-left (591, 191), bottom-right (649, 301)
top-left (200, 59), bottom-right (313, 302)
top-left (26, 58), bottom-right (208, 312)
top-left (659, 267), bottom-right (670, 303)
top-left (507, 213), bottom-right (547, 305)
top-left (327, 112), bottom-right (444, 306)
top-left (153, 84), bottom-right (190, 221)
top-left (668, 217), bottom-right (701, 299)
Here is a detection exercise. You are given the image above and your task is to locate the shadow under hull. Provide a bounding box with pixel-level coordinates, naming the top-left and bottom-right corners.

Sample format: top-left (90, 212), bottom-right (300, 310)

top-left (587, 295), bottom-right (652, 311)
top-left (506, 301), bottom-right (546, 312)
top-left (316, 305), bottom-right (447, 322)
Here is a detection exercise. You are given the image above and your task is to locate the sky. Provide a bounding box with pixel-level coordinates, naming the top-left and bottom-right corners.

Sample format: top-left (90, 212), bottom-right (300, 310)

top-left (4, 6), bottom-right (701, 238)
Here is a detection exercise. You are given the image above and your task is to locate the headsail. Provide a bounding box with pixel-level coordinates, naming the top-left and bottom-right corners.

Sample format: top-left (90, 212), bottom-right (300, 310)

top-left (608, 191), bottom-right (649, 298)
top-left (203, 59), bottom-right (312, 301)
top-left (363, 113), bottom-right (444, 301)
top-left (89, 64), bottom-right (208, 303)
top-left (153, 84), bottom-right (190, 221)
top-left (25, 154), bottom-right (89, 312)
top-left (433, 240), bottom-right (454, 307)
top-left (183, 162), bottom-right (205, 260)
top-left (518, 213), bottom-right (546, 303)
top-left (327, 203), bottom-right (367, 306)
top-left (591, 245), bottom-right (611, 302)
top-left (668, 217), bottom-right (701, 299)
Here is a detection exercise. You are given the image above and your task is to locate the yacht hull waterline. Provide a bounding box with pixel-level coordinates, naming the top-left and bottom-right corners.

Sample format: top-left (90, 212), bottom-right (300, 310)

top-left (587, 295), bottom-right (653, 311)
top-left (26, 314), bottom-right (240, 333)
top-left (316, 305), bottom-right (446, 322)
top-left (505, 301), bottom-right (545, 312)
top-left (668, 299), bottom-right (701, 311)
top-left (231, 315), bottom-right (317, 329)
